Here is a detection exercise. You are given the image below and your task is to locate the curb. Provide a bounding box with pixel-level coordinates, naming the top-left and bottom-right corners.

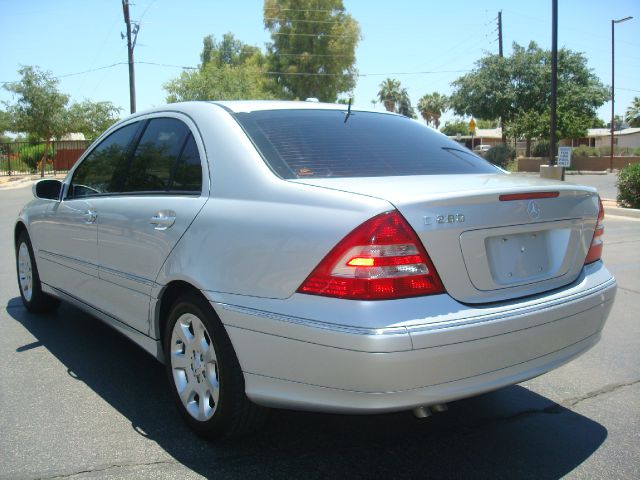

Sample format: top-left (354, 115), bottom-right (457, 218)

top-left (0, 177), bottom-right (36, 190)
top-left (603, 205), bottom-right (640, 219)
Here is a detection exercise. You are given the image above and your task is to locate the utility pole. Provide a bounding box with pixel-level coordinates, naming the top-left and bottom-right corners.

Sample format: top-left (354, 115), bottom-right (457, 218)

top-left (549, 0), bottom-right (558, 175)
top-left (498, 11), bottom-right (503, 57)
top-left (611, 16), bottom-right (633, 172)
top-left (497, 11), bottom-right (505, 143)
top-left (122, 0), bottom-right (136, 114)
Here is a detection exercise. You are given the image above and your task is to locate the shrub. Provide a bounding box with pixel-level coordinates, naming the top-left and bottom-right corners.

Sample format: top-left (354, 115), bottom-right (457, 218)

top-left (12, 143), bottom-right (54, 172)
top-left (505, 159), bottom-right (518, 172)
top-left (617, 163), bottom-right (640, 209)
top-left (484, 143), bottom-right (515, 168)
top-left (532, 140), bottom-right (549, 158)
top-left (573, 145), bottom-right (600, 157)
top-left (633, 147), bottom-right (640, 156)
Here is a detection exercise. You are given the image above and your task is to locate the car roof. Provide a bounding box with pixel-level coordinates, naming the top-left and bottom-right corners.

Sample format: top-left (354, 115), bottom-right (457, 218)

top-left (124, 100), bottom-right (394, 117)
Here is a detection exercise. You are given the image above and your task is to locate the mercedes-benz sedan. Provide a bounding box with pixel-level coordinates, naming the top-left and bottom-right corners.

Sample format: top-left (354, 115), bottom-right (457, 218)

top-left (15, 101), bottom-right (616, 438)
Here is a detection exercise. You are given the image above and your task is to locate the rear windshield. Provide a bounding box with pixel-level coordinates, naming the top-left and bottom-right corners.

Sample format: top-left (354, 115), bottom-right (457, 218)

top-left (234, 109), bottom-right (499, 179)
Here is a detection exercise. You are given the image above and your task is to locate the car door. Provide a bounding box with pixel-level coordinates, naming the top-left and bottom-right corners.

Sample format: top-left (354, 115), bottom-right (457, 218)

top-left (94, 115), bottom-right (208, 334)
top-left (35, 122), bottom-right (141, 307)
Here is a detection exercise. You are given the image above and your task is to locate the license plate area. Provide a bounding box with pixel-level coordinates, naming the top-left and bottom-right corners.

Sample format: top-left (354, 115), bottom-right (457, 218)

top-left (485, 231), bottom-right (553, 285)
top-left (459, 220), bottom-right (583, 291)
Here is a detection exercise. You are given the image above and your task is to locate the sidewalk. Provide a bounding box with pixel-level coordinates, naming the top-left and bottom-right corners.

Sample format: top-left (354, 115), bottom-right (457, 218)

top-left (0, 173), bottom-right (66, 190)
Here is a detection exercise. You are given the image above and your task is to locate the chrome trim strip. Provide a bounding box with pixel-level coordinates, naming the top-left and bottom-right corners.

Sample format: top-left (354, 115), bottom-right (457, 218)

top-left (39, 249), bottom-right (100, 270)
top-left (216, 303), bottom-right (407, 336)
top-left (216, 277), bottom-right (616, 337)
top-left (407, 277), bottom-right (617, 334)
top-left (99, 264), bottom-right (157, 287)
top-left (38, 249), bottom-right (157, 288)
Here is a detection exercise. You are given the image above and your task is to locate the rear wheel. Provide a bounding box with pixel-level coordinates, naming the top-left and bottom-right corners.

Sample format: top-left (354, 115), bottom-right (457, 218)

top-left (16, 231), bottom-right (60, 313)
top-left (163, 293), bottom-right (267, 439)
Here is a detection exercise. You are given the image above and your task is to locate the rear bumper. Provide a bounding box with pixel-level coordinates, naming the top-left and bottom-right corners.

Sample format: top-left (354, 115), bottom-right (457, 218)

top-left (208, 262), bottom-right (616, 413)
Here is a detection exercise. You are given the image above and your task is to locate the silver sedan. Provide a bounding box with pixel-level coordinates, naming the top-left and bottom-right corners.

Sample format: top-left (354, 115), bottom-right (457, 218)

top-left (15, 101), bottom-right (616, 439)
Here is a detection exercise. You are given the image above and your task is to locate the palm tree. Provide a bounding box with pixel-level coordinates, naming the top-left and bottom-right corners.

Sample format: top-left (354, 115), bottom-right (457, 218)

top-left (418, 92), bottom-right (449, 129)
top-left (377, 78), bottom-right (401, 112)
top-left (625, 96), bottom-right (640, 127)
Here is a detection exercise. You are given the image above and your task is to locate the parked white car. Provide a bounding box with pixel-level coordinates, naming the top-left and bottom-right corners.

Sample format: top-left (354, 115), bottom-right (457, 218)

top-left (473, 144), bottom-right (492, 153)
top-left (15, 101), bottom-right (616, 438)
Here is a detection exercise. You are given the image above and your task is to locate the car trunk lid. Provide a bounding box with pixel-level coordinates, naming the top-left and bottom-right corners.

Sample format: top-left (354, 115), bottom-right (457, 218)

top-left (291, 174), bottom-right (600, 304)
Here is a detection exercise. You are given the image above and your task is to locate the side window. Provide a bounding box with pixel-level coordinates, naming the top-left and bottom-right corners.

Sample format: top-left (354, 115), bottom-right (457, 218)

top-left (122, 118), bottom-right (190, 193)
top-left (69, 123), bottom-right (139, 197)
top-left (172, 133), bottom-right (202, 192)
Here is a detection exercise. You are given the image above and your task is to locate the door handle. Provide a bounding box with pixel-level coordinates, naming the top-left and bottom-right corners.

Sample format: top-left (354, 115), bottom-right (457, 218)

top-left (83, 209), bottom-right (97, 224)
top-left (150, 210), bottom-right (176, 230)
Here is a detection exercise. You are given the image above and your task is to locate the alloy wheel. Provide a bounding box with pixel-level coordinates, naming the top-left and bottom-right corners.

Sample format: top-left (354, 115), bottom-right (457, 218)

top-left (170, 313), bottom-right (220, 421)
top-left (18, 242), bottom-right (33, 302)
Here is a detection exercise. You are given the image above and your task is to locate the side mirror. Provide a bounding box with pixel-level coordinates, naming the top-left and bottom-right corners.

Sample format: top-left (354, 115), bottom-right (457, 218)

top-left (33, 179), bottom-right (63, 201)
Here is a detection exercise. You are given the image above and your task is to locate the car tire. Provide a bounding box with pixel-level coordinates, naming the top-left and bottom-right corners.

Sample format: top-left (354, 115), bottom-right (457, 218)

top-left (163, 292), bottom-right (267, 439)
top-left (16, 231), bottom-right (60, 313)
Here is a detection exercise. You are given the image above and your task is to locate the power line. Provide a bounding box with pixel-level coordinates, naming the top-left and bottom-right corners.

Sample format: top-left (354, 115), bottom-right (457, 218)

top-left (0, 63), bottom-right (128, 84)
top-left (264, 8), bottom-right (338, 13)
top-left (271, 32), bottom-right (352, 37)
top-left (264, 17), bottom-right (341, 24)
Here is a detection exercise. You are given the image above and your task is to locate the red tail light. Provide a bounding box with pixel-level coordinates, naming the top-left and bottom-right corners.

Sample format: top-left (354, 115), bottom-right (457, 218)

top-left (584, 196), bottom-right (605, 264)
top-left (297, 211), bottom-right (445, 300)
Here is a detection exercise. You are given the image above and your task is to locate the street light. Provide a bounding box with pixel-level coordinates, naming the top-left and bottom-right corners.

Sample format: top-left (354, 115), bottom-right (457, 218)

top-left (610, 16), bottom-right (633, 172)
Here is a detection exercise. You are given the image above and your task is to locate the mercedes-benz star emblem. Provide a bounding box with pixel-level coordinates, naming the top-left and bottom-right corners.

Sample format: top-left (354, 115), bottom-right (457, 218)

top-left (527, 200), bottom-right (541, 220)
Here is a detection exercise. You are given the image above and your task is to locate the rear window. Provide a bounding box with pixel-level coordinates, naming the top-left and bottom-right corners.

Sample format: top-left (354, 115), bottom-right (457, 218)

top-left (234, 109), bottom-right (498, 179)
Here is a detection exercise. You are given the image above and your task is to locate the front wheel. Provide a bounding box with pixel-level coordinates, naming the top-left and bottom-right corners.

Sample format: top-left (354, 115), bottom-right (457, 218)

top-left (16, 231), bottom-right (60, 313)
top-left (163, 293), bottom-right (267, 439)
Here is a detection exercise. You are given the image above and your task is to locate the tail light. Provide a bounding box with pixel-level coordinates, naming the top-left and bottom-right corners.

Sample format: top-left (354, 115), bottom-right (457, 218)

top-left (297, 211), bottom-right (445, 300)
top-left (584, 196), bottom-right (605, 264)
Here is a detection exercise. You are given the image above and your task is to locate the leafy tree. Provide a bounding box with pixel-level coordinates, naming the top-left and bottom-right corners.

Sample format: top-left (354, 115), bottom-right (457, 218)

top-left (417, 92), bottom-right (448, 129)
top-left (68, 100), bottom-right (121, 139)
top-left (476, 118), bottom-right (499, 129)
top-left (377, 78), bottom-right (402, 112)
top-left (626, 97), bottom-right (640, 127)
top-left (201, 33), bottom-right (263, 68)
top-left (607, 114), bottom-right (626, 131)
top-left (0, 108), bottom-right (9, 134)
top-left (450, 53), bottom-right (511, 141)
top-left (264, 0), bottom-right (360, 101)
top-left (591, 117), bottom-right (606, 128)
top-left (441, 118), bottom-right (470, 136)
top-left (3, 66), bottom-right (70, 176)
top-left (397, 88), bottom-right (416, 118)
top-left (165, 33), bottom-right (274, 102)
top-left (450, 42), bottom-right (609, 150)
top-left (375, 79), bottom-right (415, 118)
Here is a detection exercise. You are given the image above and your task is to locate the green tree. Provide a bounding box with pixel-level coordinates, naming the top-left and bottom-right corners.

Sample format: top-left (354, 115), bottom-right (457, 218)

top-left (264, 0), bottom-right (360, 101)
top-left (3, 66), bottom-right (70, 176)
top-left (441, 118), bottom-right (469, 136)
top-left (397, 88), bottom-right (416, 118)
top-left (68, 100), bottom-right (121, 139)
top-left (624, 97), bottom-right (640, 127)
top-left (377, 78), bottom-right (402, 112)
top-left (376, 79), bottom-right (415, 118)
top-left (164, 33), bottom-right (274, 102)
top-left (201, 33), bottom-right (263, 68)
top-left (450, 42), bottom-right (609, 150)
top-left (417, 92), bottom-right (448, 129)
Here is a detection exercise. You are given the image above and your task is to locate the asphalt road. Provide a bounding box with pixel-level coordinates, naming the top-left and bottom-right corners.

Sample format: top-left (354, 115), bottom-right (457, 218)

top-left (564, 172), bottom-right (619, 201)
top-left (1, 183), bottom-right (638, 480)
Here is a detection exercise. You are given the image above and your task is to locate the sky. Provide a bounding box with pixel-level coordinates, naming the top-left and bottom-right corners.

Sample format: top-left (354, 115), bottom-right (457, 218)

top-left (1, 0), bottom-right (639, 127)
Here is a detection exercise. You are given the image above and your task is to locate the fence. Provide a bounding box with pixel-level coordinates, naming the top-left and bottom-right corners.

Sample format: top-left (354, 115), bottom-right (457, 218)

top-left (0, 140), bottom-right (91, 176)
